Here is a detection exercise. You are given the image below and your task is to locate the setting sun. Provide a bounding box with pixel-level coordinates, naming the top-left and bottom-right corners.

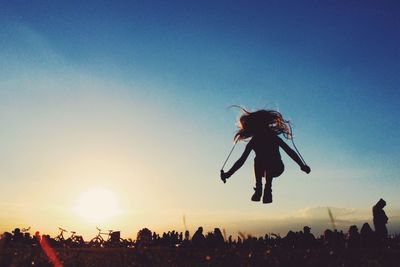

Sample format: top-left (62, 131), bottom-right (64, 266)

top-left (74, 187), bottom-right (122, 224)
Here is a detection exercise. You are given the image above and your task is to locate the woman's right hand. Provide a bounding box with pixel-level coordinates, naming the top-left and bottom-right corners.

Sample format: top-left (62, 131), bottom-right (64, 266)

top-left (220, 170), bottom-right (230, 183)
top-left (301, 165), bottom-right (311, 174)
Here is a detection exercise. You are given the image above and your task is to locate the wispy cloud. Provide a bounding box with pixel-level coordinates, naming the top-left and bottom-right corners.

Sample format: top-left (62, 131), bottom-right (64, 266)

top-left (294, 206), bottom-right (356, 219)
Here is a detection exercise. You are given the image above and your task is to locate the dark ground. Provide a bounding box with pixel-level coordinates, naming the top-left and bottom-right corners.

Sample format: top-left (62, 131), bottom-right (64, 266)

top-left (1, 245), bottom-right (400, 267)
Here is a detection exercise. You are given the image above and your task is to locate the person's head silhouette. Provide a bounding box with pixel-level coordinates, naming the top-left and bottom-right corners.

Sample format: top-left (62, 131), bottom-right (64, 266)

top-left (376, 198), bottom-right (386, 209)
top-left (234, 108), bottom-right (292, 142)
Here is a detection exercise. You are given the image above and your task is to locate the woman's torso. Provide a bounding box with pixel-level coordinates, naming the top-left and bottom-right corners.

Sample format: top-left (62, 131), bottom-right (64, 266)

top-left (251, 131), bottom-right (282, 163)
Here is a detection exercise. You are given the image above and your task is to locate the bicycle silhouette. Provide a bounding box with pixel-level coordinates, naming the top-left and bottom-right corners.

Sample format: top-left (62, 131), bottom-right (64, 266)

top-left (66, 230), bottom-right (85, 247)
top-left (89, 227), bottom-right (113, 247)
top-left (55, 227), bottom-right (68, 242)
top-left (21, 227), bottom-right (31, 233)
top-left (89, 227), bottom-right (132, 248)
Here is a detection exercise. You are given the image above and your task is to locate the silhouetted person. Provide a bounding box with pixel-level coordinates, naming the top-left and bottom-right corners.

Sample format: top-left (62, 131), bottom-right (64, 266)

top-left (136, 228), bottom-right (152, 246)
top-left (301, 226), bottom-right (316, 248)
top-left (152, 231), bottom-right (157, 240)
top-left (360, 222), bottom-right (376, 248)
top-left (346, 225), bottom-right (360, 248)
top-left (184, 230), bottom-right (190, 240)
top-left (220, 108), bottom-right (310, 203)
top-left (213, 228), bottom-right (225, 247)
top-left (192, 227), bottom-right (205, 247)
top-left (1, 232), bottom-right (12, 245)
top-left (323, 229), bottom-right (334, 248)
top-left (179, 232), bottom-right (183, 243)
top-left (334, 230), bottom-right (346, 248)
top-left (283, 230), bottom-right (296, 249)
top-left (373, 198), bottom-right (388, 241)
top-left (12, 228), bottom-right (22, 242)
top-left (178, 231), bottom-right (189, 247)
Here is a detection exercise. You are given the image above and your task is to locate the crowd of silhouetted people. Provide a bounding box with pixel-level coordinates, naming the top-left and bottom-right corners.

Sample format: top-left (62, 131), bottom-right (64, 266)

top-left (1, 199), bottom-right (393, 249)
top-left (1, 225), bottom-right (400, 266)
top-left (1, 224), bottom-right (399, 250)
top-left (1, 199), bottom-right (399, 266)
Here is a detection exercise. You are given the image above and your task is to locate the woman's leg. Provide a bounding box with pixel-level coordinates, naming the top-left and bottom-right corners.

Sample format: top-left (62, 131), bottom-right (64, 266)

top-left (251, 160), bottom-right (264, 201)
top-left (263, 162), bottom-right (284, 204)
top-left (263, 176), bottom-right (273, 203)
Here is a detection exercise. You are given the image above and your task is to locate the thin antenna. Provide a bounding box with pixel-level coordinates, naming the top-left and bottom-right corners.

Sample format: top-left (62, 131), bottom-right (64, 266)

top-left (222, 229), bottom-right (227, 241)
top-left (182, 213), bottom-right (187, 232)
top-left (328, 207), bottom-right (336, 231)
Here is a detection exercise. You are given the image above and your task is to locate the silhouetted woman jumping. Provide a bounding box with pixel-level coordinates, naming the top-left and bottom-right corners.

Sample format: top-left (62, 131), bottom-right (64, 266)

top-left (220, 108), bottom-right (311, 203)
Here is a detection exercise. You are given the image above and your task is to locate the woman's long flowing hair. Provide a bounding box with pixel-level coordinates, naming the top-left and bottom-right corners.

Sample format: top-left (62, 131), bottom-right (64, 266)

top-left (233, 106), bottom-right (292, 141)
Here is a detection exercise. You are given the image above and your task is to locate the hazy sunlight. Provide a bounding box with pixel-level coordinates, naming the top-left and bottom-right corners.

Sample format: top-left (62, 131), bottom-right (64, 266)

top-left (74, 187), bottom-right (122, 224)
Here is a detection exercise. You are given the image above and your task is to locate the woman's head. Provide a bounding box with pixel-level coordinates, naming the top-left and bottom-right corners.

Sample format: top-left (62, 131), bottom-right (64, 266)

top-left (233, 107), bottom-right (291, 141)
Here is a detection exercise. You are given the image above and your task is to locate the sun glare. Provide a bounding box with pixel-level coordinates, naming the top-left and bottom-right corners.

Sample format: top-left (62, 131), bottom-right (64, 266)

top-left (74, 187), bottom-right (122, 224)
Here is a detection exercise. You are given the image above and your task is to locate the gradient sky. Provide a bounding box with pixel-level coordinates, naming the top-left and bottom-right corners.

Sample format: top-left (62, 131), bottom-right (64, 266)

top-left (1, 1), bottom-right (400, 238)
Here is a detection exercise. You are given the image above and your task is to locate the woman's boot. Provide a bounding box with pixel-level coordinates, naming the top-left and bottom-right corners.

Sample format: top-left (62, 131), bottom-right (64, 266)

top-left (251, 186), bottom-right (262, 202)
top-left (263, 185), bottom-right (272, 204)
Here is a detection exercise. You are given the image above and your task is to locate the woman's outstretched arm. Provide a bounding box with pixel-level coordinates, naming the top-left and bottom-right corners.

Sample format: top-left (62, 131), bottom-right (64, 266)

top-left (277, 137), bottom-right (311, 173)
top-left (221, 141), bottom-right (253, 181)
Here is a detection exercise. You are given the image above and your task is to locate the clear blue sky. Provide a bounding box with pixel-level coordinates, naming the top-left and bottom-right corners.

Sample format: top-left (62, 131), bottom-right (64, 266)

top-left (1, 1), bottom-right (399, 237)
